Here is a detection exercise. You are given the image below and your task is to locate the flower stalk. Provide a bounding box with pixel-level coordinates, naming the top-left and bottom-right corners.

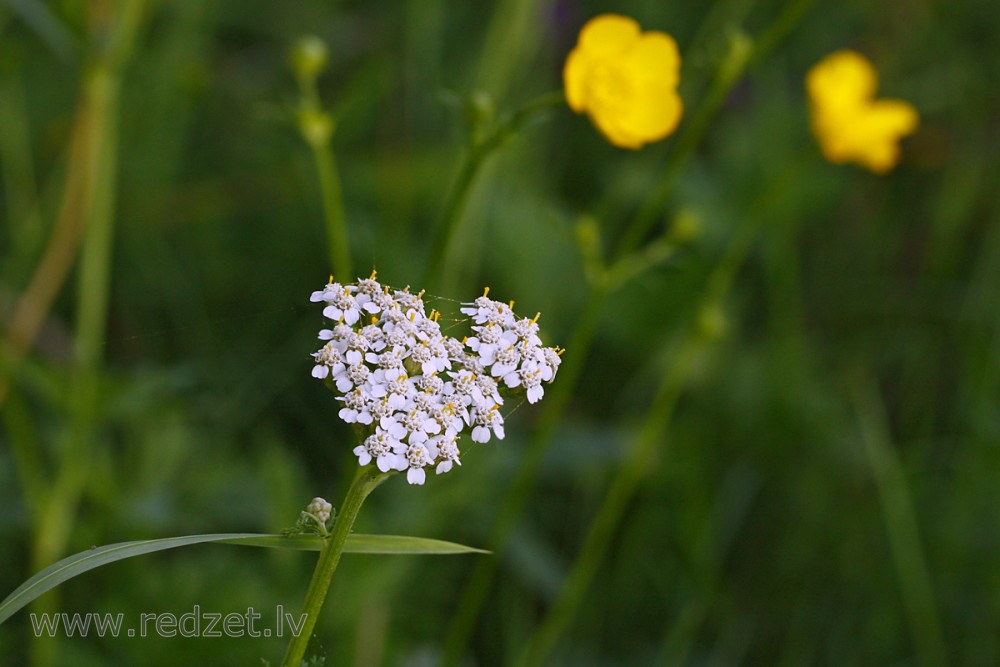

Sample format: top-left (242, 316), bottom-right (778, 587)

top-left (423, 91), bottom-right (564, 292)
top-left (280, 466), bottom-right (390, 667)
top-left (292, 36), bottom-right (353, 280)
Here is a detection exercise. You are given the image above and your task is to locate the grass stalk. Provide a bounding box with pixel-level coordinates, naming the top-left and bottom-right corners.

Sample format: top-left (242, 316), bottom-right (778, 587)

top-left (852, 380), bottom-right (948, 667)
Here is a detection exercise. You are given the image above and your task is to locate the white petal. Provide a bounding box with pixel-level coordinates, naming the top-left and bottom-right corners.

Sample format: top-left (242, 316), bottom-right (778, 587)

top-left (407, 467), bottom-right (426, 485)
top-left (312, 365), bottom-right (329, 379)
top-left (323, 305), bottom-right (342, 320)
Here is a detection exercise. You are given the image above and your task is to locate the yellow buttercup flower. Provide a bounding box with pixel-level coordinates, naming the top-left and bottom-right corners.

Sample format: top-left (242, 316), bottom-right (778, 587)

top-left (563, 14), bottom-right (683, 149)
top-left (806, 50), bottom-right (918, 173)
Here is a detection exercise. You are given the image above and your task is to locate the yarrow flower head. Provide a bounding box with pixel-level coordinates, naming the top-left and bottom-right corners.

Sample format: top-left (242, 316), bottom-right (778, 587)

top-left (806, 50), bottom-right (919, 174)
top-left (311, 274), bottom-right (563, 485)
top-left (563, 14), bottom-right (683, 149)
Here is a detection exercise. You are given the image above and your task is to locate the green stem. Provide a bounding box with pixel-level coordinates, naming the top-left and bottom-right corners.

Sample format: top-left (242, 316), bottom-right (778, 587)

top-left (423, 91), bottom-right (563, 292)
top-left (295, 67), bottom-right (352, 281)
top-left (312, 141), bottom-right (352, 281)
top-left (475, 0), bottom-right (543, 102)
top-left (514, 174), bottom-right (782, 665)
top-left (514, 332), bottom-right (703, 667)
top-left (614, 37), bottom-right (752, 258)
top-left (441, 283), bottom-right (609, 666)
top-left (615, 0), bottom-right (816, 258)
top-left (852, 380), bottom-right (948, 667)
top-left (0, 73), bottom-right (43, 267)
top-left (442, 5), bottom-right (816, 660)
top-left (23, 4), bottom-right (146, 665)
top-left (519, 147), bottom-right (814, 666)
top-left (280, 467), bottom-right (390, 667)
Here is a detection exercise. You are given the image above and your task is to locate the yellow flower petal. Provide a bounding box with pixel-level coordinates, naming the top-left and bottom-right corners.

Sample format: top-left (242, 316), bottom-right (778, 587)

top-left (623, 32), bottom-right (681, 90)
top-left (806, 49), bottom-right (877, 110)
top-left (806, 50), bottom-right (918, 173)
top-left (563, 48), bottom-right (591, 113)
top-left (577, 14), bottom-right (640, 56)
top-left (614, 85), bottom-right (683, 148)
top-left (563, 14), bottom-right (683, 149)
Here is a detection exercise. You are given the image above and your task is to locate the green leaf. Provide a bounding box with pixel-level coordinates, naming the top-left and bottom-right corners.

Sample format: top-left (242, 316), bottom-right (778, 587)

top-left (0, 532), bottom-right (487, 625)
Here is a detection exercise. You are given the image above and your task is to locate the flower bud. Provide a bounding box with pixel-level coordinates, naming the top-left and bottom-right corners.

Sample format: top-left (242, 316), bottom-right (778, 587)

top-left (306, 497), bottom-right (333, 524)
top-left (291, 35), bottom-right (329, 82)
top-left (298, 109), bottom-right (334, 148)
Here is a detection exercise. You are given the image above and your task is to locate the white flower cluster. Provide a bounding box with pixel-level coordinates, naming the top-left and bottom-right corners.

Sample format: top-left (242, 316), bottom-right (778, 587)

top-left (310, 275), bottom-right (562, 485)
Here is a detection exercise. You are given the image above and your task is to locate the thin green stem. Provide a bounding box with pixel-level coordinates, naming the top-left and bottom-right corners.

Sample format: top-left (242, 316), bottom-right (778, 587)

top-left (442, 4), bottom-right (815, 660)
top-left (280, 467), bottom-right (390, 667)
top-left (514, 332), bottom-right (703, 667)
top-left (22, 3), bottom-right (147, 664)
top-left (441, 283), bottom-right (609, 666)
top-left (1, 382), bottom-right (45, 519)
top-left (615, 40), bottom-right (752, 257)
top-left (475, 0), bottom-right (543, 103)
top-left (295, 62), bottom-right (352, 281)
top-left (615, 0), bottom-right (816, 258)
top-left (851, 380), bottom-right (948, 667)
top-left (513, 182), bottom-right (776, 665)
top-left (444, 148), bottom-right (807, 664)
top-left (312, 141), bottom-right (352, 280)
top-left (423, 91), bottom-right (563, 292)
top-left (0, 73), bottom-right (43, 267)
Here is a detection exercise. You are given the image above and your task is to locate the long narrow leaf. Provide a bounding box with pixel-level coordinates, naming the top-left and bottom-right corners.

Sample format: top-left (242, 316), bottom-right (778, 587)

top-left (0, 532), bottom-right (486, 625)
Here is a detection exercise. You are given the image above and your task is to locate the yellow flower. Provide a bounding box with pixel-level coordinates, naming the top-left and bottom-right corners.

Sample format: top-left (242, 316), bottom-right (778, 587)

top-left (563, 14), bottom-right (683, 149)
top-left (806, 50), bottom-right (918, 173)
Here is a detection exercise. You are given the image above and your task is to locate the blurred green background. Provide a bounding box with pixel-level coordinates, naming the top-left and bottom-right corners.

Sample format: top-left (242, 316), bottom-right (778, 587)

top-left (2, 0), bottom-right (999, 665)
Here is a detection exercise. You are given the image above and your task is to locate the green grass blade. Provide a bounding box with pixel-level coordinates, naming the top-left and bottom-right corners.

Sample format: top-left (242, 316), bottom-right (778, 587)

top-left (0, 532), bottom-right (486, 625)
top-left (221, 533), bottom-right (490, 555)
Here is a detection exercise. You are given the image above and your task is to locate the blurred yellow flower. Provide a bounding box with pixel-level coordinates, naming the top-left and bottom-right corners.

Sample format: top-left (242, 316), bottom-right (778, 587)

top-left (563, 14), bottom-right (683, 149)
top-left (806, 50), bottom-right (918, 173)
